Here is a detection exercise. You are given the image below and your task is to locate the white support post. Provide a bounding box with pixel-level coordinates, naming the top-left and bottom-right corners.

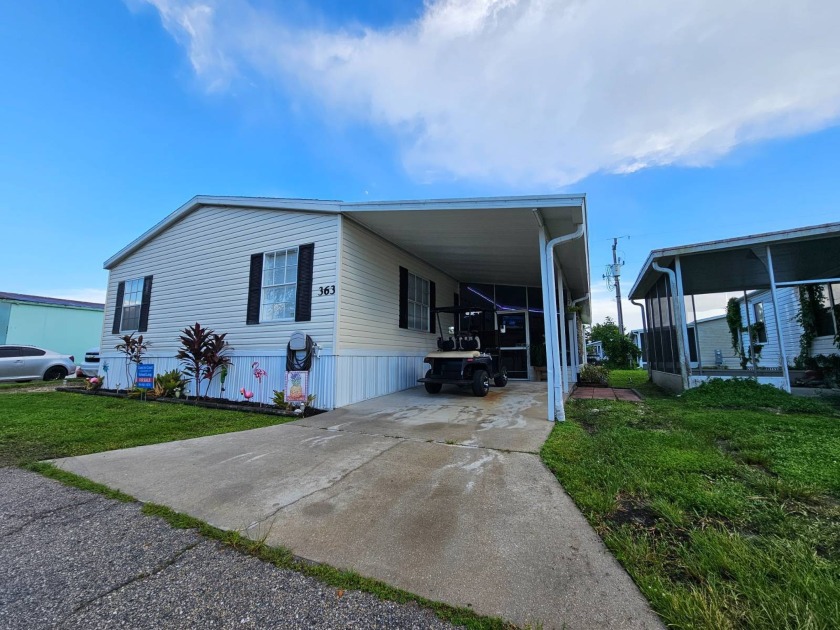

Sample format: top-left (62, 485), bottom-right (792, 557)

top-left (674, 256), bottom-right (692, 369)
top-left (556, 263), bottom-right (568, 399)
top-left (766, 245), bottom-right (791, 392)
top-left (537, 222), bottom-right (557, 421)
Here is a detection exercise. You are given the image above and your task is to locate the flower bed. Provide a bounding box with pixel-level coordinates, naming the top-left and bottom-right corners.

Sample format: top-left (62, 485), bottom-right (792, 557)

top-left (56, 387), bottom-right (324, 418)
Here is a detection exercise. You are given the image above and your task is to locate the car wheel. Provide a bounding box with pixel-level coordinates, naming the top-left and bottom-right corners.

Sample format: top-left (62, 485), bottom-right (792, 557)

top-left (43, 366), bottom-right (68, 381)
top-left (471, 369), bottom-right (490, 397)
top-left (494, 368), bottom-right (508, 388)
top-left (424, 369), bottom-right (442, 394)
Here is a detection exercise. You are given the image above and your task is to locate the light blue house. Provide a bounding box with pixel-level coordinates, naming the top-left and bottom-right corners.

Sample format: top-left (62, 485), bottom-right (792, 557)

top-left (0, 292), bottom-right (104, 362)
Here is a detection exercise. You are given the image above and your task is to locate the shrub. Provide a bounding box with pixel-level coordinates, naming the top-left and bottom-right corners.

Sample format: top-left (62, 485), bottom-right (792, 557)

top-left (681, 378), bottom-right (835, 414)
top-left (579, 363), bottom-right (609, 385)
top-left (153, 369), bottom-right (188, 398)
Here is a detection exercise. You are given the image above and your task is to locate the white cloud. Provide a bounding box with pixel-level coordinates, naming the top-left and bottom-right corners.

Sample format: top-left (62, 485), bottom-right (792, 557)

top-left (138, 0), bottom-right (840, 186)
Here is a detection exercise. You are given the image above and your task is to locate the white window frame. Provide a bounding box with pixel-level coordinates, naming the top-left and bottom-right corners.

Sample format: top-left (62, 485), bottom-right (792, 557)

top-left (120, 277), bottom-right (145, 332)
top-left (407, 272), bottom-right (430, 332)
top-left (261, 247), bottom-right (299, 322)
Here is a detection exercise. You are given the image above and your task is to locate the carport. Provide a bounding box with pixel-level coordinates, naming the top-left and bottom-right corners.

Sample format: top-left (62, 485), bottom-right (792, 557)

top-left (629, 222), bottom-right (840, 392)
top-left (341, 194), bottom-right (591, 420)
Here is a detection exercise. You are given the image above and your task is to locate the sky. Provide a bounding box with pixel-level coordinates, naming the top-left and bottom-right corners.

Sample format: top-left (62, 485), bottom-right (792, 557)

top-left (2, 0), bottom-right (840, 331)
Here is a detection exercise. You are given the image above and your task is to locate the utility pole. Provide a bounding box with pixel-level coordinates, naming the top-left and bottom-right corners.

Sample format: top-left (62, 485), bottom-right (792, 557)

top-left (612, 238), bottom-right (625, 332)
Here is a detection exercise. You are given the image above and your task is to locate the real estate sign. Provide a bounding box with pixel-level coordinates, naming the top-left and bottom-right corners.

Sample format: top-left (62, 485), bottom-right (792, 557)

top-left (136, 363), bottom-right (154, 390)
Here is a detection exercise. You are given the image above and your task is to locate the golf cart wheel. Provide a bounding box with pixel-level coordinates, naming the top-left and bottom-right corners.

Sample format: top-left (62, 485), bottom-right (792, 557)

top-left (424, 370), bottom-right (442, 394)
top-left (494, 369), bottom-right (508, 388)
top-left (471, 369), bottom-right (490, 397)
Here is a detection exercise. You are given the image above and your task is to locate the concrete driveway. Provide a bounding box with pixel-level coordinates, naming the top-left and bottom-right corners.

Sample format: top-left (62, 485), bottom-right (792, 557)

top-left (54, 384), bottom-right (662, 629)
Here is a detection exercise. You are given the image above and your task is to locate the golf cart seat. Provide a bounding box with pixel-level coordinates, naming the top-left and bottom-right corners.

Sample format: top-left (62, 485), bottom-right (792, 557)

top-left (437, 337), bottom-right (456, 351)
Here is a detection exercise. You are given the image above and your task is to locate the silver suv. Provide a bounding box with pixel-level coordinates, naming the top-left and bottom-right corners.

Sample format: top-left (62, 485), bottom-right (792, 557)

top-left (0, 345), bottom-right (76, 382)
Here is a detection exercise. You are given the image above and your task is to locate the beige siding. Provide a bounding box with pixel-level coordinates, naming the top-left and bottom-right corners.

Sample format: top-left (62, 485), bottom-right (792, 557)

top-left (337, 217), bottom-right (459, 351)
top-left (102, 206), bottom-right (339, 353)
top-left (694, 316), bottom-right (740, 368)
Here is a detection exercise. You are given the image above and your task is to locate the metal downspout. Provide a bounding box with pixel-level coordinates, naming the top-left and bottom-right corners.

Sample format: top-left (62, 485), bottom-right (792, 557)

top-left (630, 298), bottom-right (646, 371)
top-left (652, 261), bottom-right (690, 391)
top-left (546, 225), bottom-right (585, 420)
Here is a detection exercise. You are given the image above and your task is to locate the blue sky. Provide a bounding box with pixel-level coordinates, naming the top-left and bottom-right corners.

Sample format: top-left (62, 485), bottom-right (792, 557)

top-left (2, 0), bottom-right (839, 329)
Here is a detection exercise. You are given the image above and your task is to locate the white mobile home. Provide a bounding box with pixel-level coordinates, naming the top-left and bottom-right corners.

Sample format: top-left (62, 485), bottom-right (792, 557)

top-left (629, 222), bottom-right (840, 392)
top-left (100, 195), bottom-right (591, 420)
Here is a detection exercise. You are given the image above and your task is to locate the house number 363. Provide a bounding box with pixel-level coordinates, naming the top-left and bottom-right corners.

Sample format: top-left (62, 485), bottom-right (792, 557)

top-left (318, 285), bottom-right (336, 296)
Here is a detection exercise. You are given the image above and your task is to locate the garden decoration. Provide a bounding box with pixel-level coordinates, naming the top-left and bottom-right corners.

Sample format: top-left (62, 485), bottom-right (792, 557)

top-left (252, 361), bottom-right (267, 406)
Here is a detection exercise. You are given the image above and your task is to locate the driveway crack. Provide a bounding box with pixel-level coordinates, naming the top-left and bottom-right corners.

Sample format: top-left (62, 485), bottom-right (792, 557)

top-left (59, 540), bottom-right (203, 624)
top-left (296, 423), bottom-right (539, 454)
top-left (1, 496), bottom-right (101, 538)
top-left (244, 439), bottom-right (405, 532)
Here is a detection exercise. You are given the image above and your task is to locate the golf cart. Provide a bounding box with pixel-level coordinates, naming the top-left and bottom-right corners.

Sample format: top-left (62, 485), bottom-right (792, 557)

top-left (417, 306), bottom-right (508, 397)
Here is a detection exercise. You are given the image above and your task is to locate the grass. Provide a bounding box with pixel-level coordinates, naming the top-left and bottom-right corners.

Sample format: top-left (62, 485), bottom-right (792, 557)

top-left (0, 391), bottom-right (299, 466)
top-left (0, 379), bottom-right (67, 391)
top-left (542, 377), bottom-right (840, 629)
top-left (27, 462), bottom-right (512, 630)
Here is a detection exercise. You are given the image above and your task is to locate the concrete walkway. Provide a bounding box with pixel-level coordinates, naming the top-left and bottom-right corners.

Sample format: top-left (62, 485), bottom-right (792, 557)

top-left (571, 387), bottom-right (642, 401)
top-left (54, 384), bottom-right (663, 629)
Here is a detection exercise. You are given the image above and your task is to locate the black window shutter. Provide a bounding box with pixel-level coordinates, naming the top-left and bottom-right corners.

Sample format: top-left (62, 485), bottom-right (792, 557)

top-left (246, 253), bottom-right (263, 325)
top-left (429, 281), bottom-right (436, 333)
top-left (398, 266), bottom-right (408, 329)
top-left (111, 281), bottom-right (125, 334)
top-left (295, 243), bottom-right (315, 322)
top-left (138, 276), bottom-right (153, 332)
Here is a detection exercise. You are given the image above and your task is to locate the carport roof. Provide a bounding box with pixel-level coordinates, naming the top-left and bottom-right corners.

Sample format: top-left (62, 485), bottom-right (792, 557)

top-left (105, 194), bottom-right (590, 298)
top-left (629, 222), bottom-right (840, 298)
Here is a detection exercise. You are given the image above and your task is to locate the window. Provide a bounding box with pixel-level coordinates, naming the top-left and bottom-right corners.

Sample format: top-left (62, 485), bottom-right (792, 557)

top-left (752, 302), bottom-right (767, 343)
top-left (261, 248), bottom-right (298, 321)
top-left (407, 272), bottom-right (430, 331)
top-left (120, 278), bottom-right (145, 332)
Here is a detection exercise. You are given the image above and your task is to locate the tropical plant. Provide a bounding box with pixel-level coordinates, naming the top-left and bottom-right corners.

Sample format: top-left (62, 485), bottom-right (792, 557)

top-left (176, 323), bottom-right (212, 398)
top-left (115, 333), bottom-right (149, 388)
top-left (153, 369), bottom-right (188, 398)
top-left (201, 333), bottom-right (233, 397)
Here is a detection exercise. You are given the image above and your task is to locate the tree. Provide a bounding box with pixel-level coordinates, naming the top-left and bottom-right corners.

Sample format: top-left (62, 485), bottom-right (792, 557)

top-left (588, 317), bottom-right (641, 369)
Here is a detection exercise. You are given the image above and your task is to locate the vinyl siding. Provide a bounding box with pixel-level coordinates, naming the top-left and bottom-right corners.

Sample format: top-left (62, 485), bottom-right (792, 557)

top-left (744, 287), bottom-right (838, 365)
top-left (334, 217), bottom-right (461, 406)
top-left (337, 217), bottom-right (459, 351)
top-left (693, 317), bottom-right (740, 368)
top-left (102, 205), bottom-right (339, 353)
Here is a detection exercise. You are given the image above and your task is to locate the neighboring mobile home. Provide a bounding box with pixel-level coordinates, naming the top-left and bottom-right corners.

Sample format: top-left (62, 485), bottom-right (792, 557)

top-left (99, 195), bottom-right (591, 419)
top-left (629, 222), bottom-right (840, 392)
top-left (0, 292), bottom-right (104, 361)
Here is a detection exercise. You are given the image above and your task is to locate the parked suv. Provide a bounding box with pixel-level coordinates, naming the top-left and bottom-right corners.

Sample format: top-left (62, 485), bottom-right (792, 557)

top-left (0, 345), bottom-right (75, 381)
top-left (78, 347), bottom-right (101, 377)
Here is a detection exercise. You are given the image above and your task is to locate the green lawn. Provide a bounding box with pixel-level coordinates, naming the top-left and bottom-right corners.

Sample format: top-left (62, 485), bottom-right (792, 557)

top-left (543, 376), bottom-right (840, 629)
top-left (0, 391), bottom-right (297, 466)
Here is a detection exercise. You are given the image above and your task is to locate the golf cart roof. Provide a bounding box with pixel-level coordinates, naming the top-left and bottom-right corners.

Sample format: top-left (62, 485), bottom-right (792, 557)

top-left (432, 305), bottom-right (497, 315)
